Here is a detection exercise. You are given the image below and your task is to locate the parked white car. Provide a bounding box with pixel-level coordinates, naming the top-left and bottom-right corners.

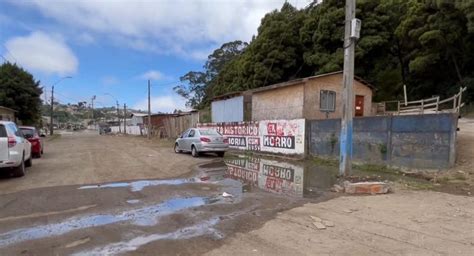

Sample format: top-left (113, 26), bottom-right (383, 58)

top-left (0, 121), bottom-right (32, 177)
top-left (174, 128), bottom-right (229, 157)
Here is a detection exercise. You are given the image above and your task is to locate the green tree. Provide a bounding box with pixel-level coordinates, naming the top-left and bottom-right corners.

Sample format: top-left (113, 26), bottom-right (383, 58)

top-left (0, 62), bottom-right (43, 124)
top-left (174, 40), bottom-right (247, 108)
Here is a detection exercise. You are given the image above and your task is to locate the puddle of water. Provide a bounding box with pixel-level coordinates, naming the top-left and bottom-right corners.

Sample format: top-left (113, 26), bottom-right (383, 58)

top-left (73, 217), bottom-right (221, 256)
top-left (78, 178), bottom-right (195, 192)
top-left (0, 197), bottom-right (219, 248)
top-left (223, 155), bottom-right (338, 198)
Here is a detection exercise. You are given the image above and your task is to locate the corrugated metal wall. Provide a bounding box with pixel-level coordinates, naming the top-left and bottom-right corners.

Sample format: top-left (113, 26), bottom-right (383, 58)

top-left (211, 96), bottom-right (244, 122)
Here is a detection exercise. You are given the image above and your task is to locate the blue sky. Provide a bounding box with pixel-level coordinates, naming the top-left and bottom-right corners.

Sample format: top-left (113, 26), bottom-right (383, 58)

top-left (0, 0), bottom-right (313, 112)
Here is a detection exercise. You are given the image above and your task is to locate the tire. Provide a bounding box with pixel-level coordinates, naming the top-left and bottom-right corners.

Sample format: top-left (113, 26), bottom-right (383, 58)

top-left (25, 154), bottom-right (32, 167)
top-left (217, 152), bottom-right (225, 157)
top-left (12, 155), bottom-right (25, 177)
top-left (174, 143), bottom-right (182, 154)
top-left (191, 146), bottom-right (199, 158)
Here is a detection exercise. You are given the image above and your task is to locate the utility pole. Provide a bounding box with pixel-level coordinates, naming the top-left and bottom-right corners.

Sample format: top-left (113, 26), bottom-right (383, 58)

top-left (339, 0), bottom-right (358, 176)
top-left (91, 95), bottom-right (96, 130)
top-left (147, 79), bottom-right (151, 139)
top-left (123, 103), bottom-right (127, 134)
top-left (116, 101), bottom-right (121, 133)
top-left (50, 86), bottom-right (54, 135)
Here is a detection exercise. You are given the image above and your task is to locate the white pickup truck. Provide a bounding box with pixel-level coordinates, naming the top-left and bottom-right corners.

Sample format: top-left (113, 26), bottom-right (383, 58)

top-left (0, 121), bottom-right (32, 177)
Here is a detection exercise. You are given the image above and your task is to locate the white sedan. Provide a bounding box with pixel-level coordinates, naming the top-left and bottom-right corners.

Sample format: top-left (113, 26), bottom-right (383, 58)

top-left (174, 128), bottom-right (229, 157)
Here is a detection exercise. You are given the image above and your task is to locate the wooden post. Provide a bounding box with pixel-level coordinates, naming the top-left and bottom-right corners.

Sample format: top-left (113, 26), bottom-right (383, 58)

top-left (457, 87), bottom-right (463, 113)
top-left (147, 80), bottom-right (151, 139)
top-left (123, 104), bottom-right (127, 134)
top-left (397, 101), bottom-right (400, 115)
top-left (421, 99), bottom-right (424, 114)
top-left (436, 96), bottom-right (440, 114)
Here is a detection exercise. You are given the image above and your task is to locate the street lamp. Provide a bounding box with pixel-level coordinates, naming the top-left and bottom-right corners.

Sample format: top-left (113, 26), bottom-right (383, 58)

top-left (50, 76), bottom-right (72, 135)
top-left (104, 93), bottom-right (121, 133)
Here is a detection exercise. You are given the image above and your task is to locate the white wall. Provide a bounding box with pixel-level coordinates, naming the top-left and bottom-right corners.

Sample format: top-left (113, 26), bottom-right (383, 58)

top-left (110, 125), bottom-right (147, 136)
top-left (198, 119), bottom-right (306, 156)
top-left (211, 96), bottom-right (244, 122)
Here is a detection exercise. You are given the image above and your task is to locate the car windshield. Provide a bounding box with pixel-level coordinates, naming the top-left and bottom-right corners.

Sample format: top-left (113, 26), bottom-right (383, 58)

top-left (20, 128), bottom-right (35, 137)
top-left (199, 129), bottom-right (221, 136)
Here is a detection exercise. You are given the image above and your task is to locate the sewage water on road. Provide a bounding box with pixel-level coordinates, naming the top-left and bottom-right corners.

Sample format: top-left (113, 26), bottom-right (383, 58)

top-left (0, 154), bottom-right (340, 255)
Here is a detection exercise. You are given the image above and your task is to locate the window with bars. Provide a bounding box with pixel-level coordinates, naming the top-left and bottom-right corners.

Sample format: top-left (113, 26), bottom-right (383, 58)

top-left (320, 90), bottom-right (336, 112)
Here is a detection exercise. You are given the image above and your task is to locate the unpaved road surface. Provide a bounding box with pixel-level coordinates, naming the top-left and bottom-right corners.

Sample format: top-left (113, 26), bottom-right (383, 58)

top-left (0, 130), bottom-right (473, 255)
top-left (0, 130), bottom-right (211, 194)
top-left (0, 131), bottom-right (326, 255)
top-left (206, 190), bottom-right (473, 256)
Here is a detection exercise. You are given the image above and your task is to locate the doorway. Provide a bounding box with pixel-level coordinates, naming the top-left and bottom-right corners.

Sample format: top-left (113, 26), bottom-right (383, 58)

top-left (355, 95), bottom-right (364, 116)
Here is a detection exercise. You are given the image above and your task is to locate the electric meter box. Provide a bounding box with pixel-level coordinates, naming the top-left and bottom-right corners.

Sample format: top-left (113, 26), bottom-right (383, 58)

top-left (350, 18), bottom-right (361, 39)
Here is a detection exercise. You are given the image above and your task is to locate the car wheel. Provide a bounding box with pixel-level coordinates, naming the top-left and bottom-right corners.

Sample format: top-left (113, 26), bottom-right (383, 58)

top-left (174, 143), bottom-right (182, 153)
top-left (191, 146), bottom-right (199, 157)
top-left (217, 152), bottom-right (225, 157)
top-left (25, 154), bottom-right (32, 167)
top-left (12, 155), bottom-right (25, 177)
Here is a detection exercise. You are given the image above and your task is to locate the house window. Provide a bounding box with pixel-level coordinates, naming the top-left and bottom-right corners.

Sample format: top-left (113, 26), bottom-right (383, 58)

top-left (320, 90), bottom-right (336, 112)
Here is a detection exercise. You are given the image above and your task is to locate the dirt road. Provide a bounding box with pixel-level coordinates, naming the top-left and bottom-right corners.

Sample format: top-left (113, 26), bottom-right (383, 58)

top-left (0, 129), bottom-right (472, 255)
top-left (0, 130), bottom-right (210, 194)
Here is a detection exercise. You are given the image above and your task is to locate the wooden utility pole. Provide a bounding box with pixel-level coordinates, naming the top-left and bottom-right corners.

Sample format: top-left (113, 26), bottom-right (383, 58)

top-left (123, 103), bottom-right (127, 134)
top-left (50, 86), bottom-right (54, 135)
top-left (91, 95), bottom-right (96, 130)
top-left (116, 101), bottom-right (121, 133)
top-left (147, 80), bottom-right (151, 139)
top-left (339, 0), bottom-right (357, 176)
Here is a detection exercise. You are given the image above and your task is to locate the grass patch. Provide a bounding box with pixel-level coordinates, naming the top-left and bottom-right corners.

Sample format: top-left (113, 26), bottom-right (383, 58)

top-left (353, 163), bottom-right (399, 174)
top-left (404, 180), bottom-right (435, 190)
top-left (452, 172), bottom-right (467, 180)
top-left (311, 156), bottom-right (338, 167)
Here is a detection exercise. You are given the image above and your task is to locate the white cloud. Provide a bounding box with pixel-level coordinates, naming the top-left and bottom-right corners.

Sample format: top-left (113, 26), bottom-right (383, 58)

top-left (133, 95), bottom-right (188, 113)
top-left (101, 75), bottom-right (119, 86)
top-left (77, 32), bottom-right (95, 44)
top-left (139, 70), bottom-right (166, 81)
top-left (4, 31), bottom-right (78, 75)
top-left (11, 0), bottom-right (287, 60)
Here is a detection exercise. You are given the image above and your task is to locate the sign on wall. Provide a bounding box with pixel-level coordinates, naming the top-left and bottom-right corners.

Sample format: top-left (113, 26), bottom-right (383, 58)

top-left (198, 119), bottom-right (305, 155)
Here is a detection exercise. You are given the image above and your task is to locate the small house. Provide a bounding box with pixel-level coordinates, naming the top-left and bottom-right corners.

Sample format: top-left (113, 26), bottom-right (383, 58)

top-left (251, 71), bottom-right (374, 120)
top-left (0, 106), bottom-right (17, 122)
top-left (129, 113), bottom-right (147, 126)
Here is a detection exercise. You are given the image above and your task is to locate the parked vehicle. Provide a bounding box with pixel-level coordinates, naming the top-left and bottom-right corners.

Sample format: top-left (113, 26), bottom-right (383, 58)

top-left (19, 126), bottom-right (45, 158)
top-left (174, 128), bottom-right (229, 157)
top-left (0, 121), bottom-right (32, 177)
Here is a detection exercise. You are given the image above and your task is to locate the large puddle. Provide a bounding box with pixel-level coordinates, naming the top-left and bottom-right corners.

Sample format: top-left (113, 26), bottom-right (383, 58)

top-left (0, 154), bottom-right (341, 254)
top-left (222, 155), bottom-right (338, 198)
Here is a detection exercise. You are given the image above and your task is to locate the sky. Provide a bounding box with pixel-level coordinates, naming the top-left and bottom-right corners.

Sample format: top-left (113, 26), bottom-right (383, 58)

top-left (0, 0), bottom-right (312, 113)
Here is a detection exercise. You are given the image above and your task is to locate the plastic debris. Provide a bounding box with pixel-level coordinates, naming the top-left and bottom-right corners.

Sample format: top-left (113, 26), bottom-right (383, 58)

top-left (222, 192), bottom-right (233, 198)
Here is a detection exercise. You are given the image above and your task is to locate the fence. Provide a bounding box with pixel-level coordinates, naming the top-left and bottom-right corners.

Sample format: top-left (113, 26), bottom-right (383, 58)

top-left (143, 112), bottom-right (200, 139)
top-left (376, 87), bottom-right (467, 115)
top-left (308, 113), bottom-right (458, 169)
top-left (110, 125), bottom-right (147, 136)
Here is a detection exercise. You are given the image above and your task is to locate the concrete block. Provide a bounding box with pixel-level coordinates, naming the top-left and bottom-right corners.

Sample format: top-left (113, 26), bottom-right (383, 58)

top-left (344, 182), bottom-right (390, 195)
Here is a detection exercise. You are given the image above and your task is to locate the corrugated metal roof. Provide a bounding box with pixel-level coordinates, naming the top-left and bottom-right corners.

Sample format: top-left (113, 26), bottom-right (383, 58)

top-left (211, 71), bottom-right (375, 101)
top-left (0, 106), bottom-right (17, 112)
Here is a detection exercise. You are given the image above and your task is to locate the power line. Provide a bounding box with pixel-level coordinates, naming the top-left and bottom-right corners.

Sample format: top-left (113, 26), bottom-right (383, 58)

top-left (1, 44), bottom-right (19, 64)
